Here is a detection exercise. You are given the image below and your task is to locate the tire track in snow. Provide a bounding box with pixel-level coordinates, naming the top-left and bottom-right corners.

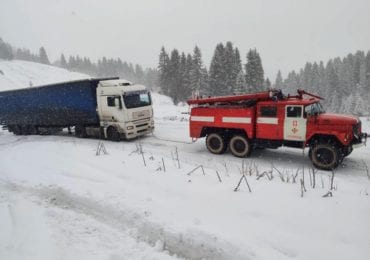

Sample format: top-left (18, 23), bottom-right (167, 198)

top-left (2, 182), bottom-right (251, 260)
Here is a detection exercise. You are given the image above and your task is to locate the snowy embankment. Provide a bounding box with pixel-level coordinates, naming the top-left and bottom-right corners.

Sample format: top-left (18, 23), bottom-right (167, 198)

top-left (0, 60), bottom-right (89, 90)
top-left (0, 60), bottom-right (370, 260)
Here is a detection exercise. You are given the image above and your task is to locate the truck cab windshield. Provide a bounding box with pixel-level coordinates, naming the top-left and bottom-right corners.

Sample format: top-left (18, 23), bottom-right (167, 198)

top-left (123, 91), bottom-right (151, 109)
top-left (304, 102), bottom-right (325, 116)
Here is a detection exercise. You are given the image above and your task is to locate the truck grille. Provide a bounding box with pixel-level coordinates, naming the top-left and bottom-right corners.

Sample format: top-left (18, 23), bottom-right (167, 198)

top-left (133, 110), bottom-right (150, 120)
top-left (136, 123), bottom-right (148, 128)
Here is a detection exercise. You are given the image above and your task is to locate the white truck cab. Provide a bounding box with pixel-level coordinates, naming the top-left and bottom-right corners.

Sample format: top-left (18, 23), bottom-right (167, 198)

top-left (94, 79), bottom-right (154, 140)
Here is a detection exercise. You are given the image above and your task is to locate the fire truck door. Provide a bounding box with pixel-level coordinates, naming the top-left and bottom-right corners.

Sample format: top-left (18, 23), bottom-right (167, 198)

top-left (284, 106), bottom-right (306, 141)
top-left (256, 105), bottom-right (280, 139)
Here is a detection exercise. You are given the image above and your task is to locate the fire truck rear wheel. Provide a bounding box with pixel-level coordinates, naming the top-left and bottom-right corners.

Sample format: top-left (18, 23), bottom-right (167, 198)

top-left (310, 143), bottom-right (339, 170)
top-left (206, 133), bottom-right (227, 154)
top-left (229, 135), bottom-right (252, 158)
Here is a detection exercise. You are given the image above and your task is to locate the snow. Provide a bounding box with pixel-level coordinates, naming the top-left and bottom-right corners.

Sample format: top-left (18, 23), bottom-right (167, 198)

top-left (1, 60), bottom-right (370, 260)
top-left (0, 60), bottom-right (89, 91)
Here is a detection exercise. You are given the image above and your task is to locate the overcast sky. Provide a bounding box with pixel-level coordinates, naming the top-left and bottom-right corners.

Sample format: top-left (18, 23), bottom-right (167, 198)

top-left (1, 0), bottom-right (369, 79)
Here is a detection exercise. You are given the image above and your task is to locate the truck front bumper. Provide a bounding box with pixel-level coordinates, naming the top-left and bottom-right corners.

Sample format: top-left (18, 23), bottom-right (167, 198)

top-left (352, 132), bottom-right (368, 148)
top-left (124, 123), bottom-right (154, 140)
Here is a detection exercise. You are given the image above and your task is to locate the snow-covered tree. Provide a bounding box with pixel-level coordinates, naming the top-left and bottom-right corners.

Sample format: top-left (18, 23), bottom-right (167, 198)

top-left (275, 70), bottom-right (283, 89)
top-left (209, 43), bottom-right (227, 96)
top-left (60, 54), bottom-right (67, 68)
top-left (235, 70), bottom-right (246, 93)
top-left (189, 46), bottom-right (204, 94)
top-left (168, 49), bottom-right (182, 104)
top-left (265, 78), bottom-right (271, 89)
top-left (38, 47), bottom-right (50, 64)
top-left (245, 49), bottom-right (264, 91)
top-left (158, 47), bottom-right (170, 95)
top-left (0, 38), bottom-right (14, 60)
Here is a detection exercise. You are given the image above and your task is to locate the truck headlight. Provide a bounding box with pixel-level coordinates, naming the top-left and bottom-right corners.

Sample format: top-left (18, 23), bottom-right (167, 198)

top-left (127, 126), bottom-right (134, 130)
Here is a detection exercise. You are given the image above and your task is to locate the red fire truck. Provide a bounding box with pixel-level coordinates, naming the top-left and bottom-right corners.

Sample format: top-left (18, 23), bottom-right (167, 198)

top-left (187, 90), bottom-right (367, 170)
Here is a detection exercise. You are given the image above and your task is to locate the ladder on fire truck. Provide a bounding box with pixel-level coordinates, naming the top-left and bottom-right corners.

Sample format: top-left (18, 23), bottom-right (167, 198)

top-left (187, 90), bottom-right (283, 106)
top-left (187, 89), bottom-right (323, 106)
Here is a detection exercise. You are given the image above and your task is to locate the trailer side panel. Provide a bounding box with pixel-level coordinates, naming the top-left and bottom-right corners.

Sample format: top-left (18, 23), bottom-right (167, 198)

top-left (0, 80), bottom-right (100, 127)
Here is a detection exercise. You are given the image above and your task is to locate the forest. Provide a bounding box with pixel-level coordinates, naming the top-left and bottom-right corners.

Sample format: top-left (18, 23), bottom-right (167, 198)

top-left (1, 37), bottom-right (369, 115)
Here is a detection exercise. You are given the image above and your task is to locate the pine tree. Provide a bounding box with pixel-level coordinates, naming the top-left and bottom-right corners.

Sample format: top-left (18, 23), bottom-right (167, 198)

top-left (200, 67), bottom-right (209, 96)
top-left (275, 70), bottom-right (283, 89)
top-left (209, 43), bottom-right (227, 96)
top-left (68, 56), bottom-right (76, 70)
top-left (326, 60), bottom-right (340, 112)
top-left (233, 48), bottom-right (243, 89)
top-left (265, 78), bottom-right (271, 89)
top-left (60, 54), bottom-right (67, 68)
top-left (183, 53), bottom-right (193, 98)
top-left (158, 47), bottom-right (170, 95)
top-left (311, 62), bottom-right (320, 92)
top-left (366, 51), bottom-right (370, 92)
top-left (189, 46), bottom-right (203, 94)
top-left (302, 62), bottom-right (313, 91)
top-left (275, 50), bottom-right (369, 115)
top-left (353, 52), bottom-right (362, 86)
top-left (235, 70), bottom-right (246, 93)
top-left (224, 42), bottom-right (235, 93)
top-left (38, 47), bottom-right (50, 64)
top-left (254, 50), bottom-right (264, 89)
top-left (318, 61), bottom-right (326, 96)
top-left (178, 52), bottom-right (188, 100)
top-left (0, 38), bottom-right (14, 60)
top-left (135, 64), bottom-right (145, 83)
top-left (168, 49), bottom-right (182, 104)
top-left (245, 49), bottom-right (264, 91)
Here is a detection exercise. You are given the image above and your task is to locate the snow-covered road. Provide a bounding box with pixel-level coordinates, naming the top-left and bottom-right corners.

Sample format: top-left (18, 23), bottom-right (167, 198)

top-left (1, 60), bottom-right (369, 260)
top-left (1, 116), bottom-right (369, 260)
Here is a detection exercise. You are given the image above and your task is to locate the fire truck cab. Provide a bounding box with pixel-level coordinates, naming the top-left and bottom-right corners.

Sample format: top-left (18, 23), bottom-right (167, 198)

top-left (187, 90), bottom-right (367, 170)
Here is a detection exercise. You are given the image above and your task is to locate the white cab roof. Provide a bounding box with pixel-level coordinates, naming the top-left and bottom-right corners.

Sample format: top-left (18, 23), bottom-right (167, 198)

top-left (99, 79), bottom-right (133, 87)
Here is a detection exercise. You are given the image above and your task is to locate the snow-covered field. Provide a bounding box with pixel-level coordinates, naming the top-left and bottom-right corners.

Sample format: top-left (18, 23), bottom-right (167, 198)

top-left (0, 60), bottom-right (89, 90)
top-left (0, 60), bottom-right (370, 260)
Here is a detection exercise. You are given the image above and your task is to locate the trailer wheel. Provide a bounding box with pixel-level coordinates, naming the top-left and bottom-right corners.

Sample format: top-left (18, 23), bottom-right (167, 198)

top-left (229, 135), bottom-right (252, 158)
top-left (107, 126), bottom-right (120, 142)
top-left (75, 125), bottom-right (87, 138)
top-left (206, 133), bottom-right (226, 154)
top-left (310, 143), bottom-right (339, 170)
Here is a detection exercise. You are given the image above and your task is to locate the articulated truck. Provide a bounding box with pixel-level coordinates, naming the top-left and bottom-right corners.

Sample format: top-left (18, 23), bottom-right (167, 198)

top-left (0, 77), bottom-right (154, 141)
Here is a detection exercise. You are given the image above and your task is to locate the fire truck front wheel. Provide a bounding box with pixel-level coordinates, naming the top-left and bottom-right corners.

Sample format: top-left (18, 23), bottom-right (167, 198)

top-left (206, 133), bottom-right (227, 154)
top-left (229, 135), bottom-right (252, 158)
top-left (310, 143), bottom-right (339, 170)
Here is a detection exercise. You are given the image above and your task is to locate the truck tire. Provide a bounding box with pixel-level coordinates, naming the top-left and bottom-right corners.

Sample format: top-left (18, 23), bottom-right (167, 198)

top-left (229, 135), bottom-right (252, 158)
top-left (107, 126), bottom-right (120, 142)
top-left (75, 125), bottom-right (87, 138)
top-left (310, 143), bottom-right (339, 170)
top-left (206, 133), bottom-right (227, 154)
